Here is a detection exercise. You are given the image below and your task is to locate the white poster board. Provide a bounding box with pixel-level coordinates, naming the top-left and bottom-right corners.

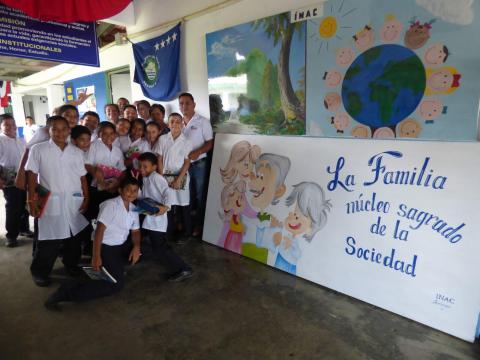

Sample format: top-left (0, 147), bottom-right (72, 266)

top-left (203, 133), bottom-right (480, 341)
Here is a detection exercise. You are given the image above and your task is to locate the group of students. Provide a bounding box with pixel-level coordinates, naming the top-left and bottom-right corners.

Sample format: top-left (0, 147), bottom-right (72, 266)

top-left (0, 92), bottom-right (214, 310)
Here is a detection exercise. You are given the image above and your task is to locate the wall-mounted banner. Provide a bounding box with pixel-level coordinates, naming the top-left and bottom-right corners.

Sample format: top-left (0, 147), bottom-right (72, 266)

top-left (203, 133), bottom-right (480, 341)
top-left (0, 4), bottom-right (99, 67)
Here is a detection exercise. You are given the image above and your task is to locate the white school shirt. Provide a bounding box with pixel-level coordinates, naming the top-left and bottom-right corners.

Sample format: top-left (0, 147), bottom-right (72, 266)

top-left (23, 124), bottom-right (39, 143)
top-left (0, 133), bottom-right (26, 171)
top-left (127, 137), bottom-right (150, 169)
top-left (27, 127), bottom-right (50, 148)
top-left (113, 135), bottom-right (131, 154)
top-left (156, 133), bottom-right (192, 206)
top-left (86, 139), bottom-right (126, 170)
top-left (182, 113), bottom-right (213, 163)
top-left (25, 140), bottom-right (89, 240)
top-left (97, 196), bottom-right (140, 246)
top-left (140, 172), bottom-right (172, 232)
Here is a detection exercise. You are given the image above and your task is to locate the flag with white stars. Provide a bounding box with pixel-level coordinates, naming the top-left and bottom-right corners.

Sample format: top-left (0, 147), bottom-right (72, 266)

top-left (132, 23), bottom-right (181, 101)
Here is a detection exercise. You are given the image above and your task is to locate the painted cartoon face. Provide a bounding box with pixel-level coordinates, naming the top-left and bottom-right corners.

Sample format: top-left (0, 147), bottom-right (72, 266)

top-left (380, 18), bottom-right (403, 43)
top-left (232, 190), bottom-right (245, 215)
top-left (323, 92), bottom-right (341, 111)
top-left (418, 99), bottom-right (443, 120)
top-left (249, 160), bottom-right (277, 210)
top-left (404, 24), bottom-right (430, 49)
top-left (353, 26), bottom-right (374, 51)
top-left (285, 204), bottom-right (312, 236)
top-left (350, 125), bottom-right (371, 138)
top-left (424, 43), bottom-right (448, 66)
top-left (324, 69), bottom-right (343, 87)
top-left (331, 112), bottom-right (350, 132)
top-left (427, 69), bottom-right (454, 92)
top-left (319, 16), bottom-right (338, 38)
top-left (335, 47), bottom-right (355, 67)
top-left (235, 157), bottom-right (254, 180)
top-left (397, 119), bottom-right (422, 138)
top-left (373, 127), bottom-right (395, 138)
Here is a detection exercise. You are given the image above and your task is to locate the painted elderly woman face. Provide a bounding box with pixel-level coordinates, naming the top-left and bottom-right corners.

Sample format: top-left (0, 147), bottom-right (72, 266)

top-left (285, 204), bottom-right (312, 236)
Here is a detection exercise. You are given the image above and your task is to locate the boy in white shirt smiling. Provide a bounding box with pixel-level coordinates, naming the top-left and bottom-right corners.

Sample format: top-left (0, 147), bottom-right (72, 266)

top-left (0, 114), bottom-right (31, 247)
top-left (138, 152), bottom-right (193, 282)
top-left (44, 176), bottom-right (142, 310)
top-left (25, 116), bottom-right (90, 287)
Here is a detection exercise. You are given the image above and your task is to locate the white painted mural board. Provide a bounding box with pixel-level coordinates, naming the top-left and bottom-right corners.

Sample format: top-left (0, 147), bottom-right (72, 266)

top-left (203, 133), bottom-right (480, 342)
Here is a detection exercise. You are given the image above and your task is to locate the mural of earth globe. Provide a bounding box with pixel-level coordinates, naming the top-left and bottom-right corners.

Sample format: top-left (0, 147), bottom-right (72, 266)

top-left (341, 44), bottom-right (426, 128)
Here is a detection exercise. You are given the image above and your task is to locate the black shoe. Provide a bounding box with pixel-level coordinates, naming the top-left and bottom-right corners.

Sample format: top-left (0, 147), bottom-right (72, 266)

top-left (5, 238), bottom-right (17, 248)
top-left (20, 230), bottom-right (34, 238)
top-left (44, 290), bottom-right (65, 312)
top-left (168, 269), bottom-right (193, 282)
top-left (64, 266), bottom-right (82, 278)
top-left (32, 275), bottom-right (51, 287)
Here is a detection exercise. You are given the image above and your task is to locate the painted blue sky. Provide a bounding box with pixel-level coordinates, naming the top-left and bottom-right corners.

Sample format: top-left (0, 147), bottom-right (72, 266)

top-left (206, 19), bottom-right (305, 89)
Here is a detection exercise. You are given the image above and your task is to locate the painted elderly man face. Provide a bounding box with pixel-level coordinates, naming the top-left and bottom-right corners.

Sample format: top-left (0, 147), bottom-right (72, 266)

top-left (249, 160), bottom-right (283, 210)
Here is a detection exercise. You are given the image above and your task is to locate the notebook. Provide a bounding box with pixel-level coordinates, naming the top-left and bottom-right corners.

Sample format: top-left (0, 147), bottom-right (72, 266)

top-left (82, 266), bottom-right (117, 283)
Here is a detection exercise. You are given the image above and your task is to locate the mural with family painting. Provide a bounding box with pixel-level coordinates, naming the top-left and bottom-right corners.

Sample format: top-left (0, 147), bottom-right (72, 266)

top-left (206, 0), bottom-right (480, 140)
top-left (203, 133), bottom-right (480, 341)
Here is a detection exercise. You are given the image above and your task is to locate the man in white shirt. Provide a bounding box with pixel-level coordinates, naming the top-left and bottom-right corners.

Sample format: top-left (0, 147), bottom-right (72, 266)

top-left (179, 93), bottom-right (214, 238)
top-left (0, 114), bottom-right (31, 247)
top-left (25, 116), bottom-right (89, 287)
top-left (23, 116), bottom-right (39, 143)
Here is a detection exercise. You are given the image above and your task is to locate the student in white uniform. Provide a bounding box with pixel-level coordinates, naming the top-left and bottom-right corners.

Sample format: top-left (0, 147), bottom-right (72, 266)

top-left (155, 113), bottom-right (193, 243)
top-left (23, 116), bottom-right (38, 143)
top-left (80, 111), bottom-right (99, 142)
top-left (179, 93), bottom-right (214, 237)
top-left (0, 114), bottom-right (31, 247)
top-left (136, 100), bottom-right (151, 123)
top-left (123, 104), bottom-right (137, 122)
top-left (25, 116), bottom-right (90, 287)
top-left (85, 122), bottom-right (126, 219)
top-left (113, 118), bottom-right (131, 153)
top-left (138, 152), bottom-right (193, 281)
top-left (104, 103), bottom-right (120, 124)
top-left (124, 118), bottom-right (149, 170)
top-left (146, 122), bottom-right (162, 151)
top-left (58, 104), bottom-right (80, 129)
top-left (44, 176), bottom-right (142, 310)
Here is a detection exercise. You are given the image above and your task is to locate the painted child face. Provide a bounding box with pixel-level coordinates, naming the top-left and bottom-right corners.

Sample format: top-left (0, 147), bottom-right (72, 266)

top-left (398, 119), bottom-right (421, 138)
top-left (324, 92), bottom-right (341, 112)
top-left (116, 120), bottom-right (130, 137)
top-left (351, 125), bottom-right (370, 138)
top-left (418, 99), bottom-right (443, 120)
top-left (354, 27), bottom-right (374, 51)
top-left (332, 112), bottom-right (350, 131)
top-left (146, 124), bottom-right (160, 144)
top-left (404, 24), bottom-right (430, 50)
top-left (49, 120), bottom-right (70, 144)
top-left (105, 105), bottom-right (119, 123)
top-left (73, 133), bottom-right (91, 152)
top-left (1, 118), bottom-right (16, 138)
top-left (285, 204), bottom-right (312, 236)
top-left (424, 44), bottom-right (448, 66)
top-left (427, 69), bottom-right (453, 92)
top-left (100, 126), bottom-right (116, 147)
top-left (130, 122), bottom-right (144, 140)
top-left (168, 116), bottom-right (183, 137)
top-left (380, 19), bottom-right (403, 43)
top-left (80, 115), bottom-right (99, 132)
top-left (373, 127), bottom-right (395, 138)
top-left (119, 184), bottom-right (139, 203)
top-left (324, 69), bottom-right (343, 87)
top-left (335, 47), bottom-right (355, 67)
top-left (139, 159), bottom-right (156, 178)
top-left (124, 107), bottom-right (137, 121)
top-left (62, 109), bottom-right (79, 128)
top-left (249, 160), bottom-right (277, 210)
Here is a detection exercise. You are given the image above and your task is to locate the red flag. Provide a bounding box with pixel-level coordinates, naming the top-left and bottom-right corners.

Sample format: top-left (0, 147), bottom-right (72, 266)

top-left (0, 81), bottom-right (10, 108)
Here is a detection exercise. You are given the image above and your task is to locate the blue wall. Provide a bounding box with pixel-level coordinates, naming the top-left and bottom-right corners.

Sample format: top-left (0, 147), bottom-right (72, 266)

top-left (64, 72), bottom-right (109, 121)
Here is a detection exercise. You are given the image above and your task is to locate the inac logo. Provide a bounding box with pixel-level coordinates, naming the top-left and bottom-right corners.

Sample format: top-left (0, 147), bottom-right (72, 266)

top-left (141, 55), bottom-right (159, 88)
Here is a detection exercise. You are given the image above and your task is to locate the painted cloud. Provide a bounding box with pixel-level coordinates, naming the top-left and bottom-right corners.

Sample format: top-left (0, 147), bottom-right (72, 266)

top-left (416, 0), bottom-right (474, 25)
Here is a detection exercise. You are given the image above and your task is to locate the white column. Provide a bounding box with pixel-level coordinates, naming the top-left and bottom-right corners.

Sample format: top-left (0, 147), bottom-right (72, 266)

top-left (11, 93), bottom-right (26, 126)
top-left (46, 84), bottom-right (65, 115)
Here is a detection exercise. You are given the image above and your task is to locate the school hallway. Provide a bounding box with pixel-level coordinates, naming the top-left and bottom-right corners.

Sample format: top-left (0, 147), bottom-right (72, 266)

top-left (0, 198), bottom-right (478, 360)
